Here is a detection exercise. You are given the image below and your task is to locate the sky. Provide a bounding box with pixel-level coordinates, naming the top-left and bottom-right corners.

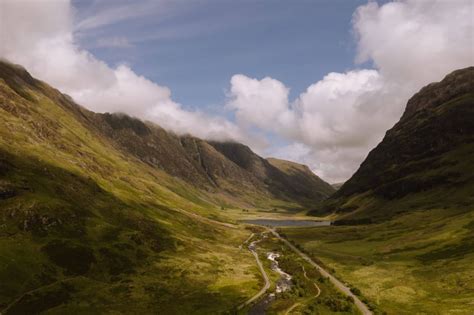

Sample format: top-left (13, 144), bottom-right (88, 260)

top-left (1, 0), bottom-right (473, 183)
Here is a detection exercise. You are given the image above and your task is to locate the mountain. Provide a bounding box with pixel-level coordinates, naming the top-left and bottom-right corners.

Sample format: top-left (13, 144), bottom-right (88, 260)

top-left (286, 68), bottom-right (474, 314)
top-left (266, 157), bottom-right (334, 200)
top-left (0, 60), bottom-right (333, 208)
top-left (72, 97), bottom-right (334, 208)
top-left (208, 143), bottom-right (334, 203)
top-left (0, 60), bottom-right (331, 314)
top-left (317, 66), bottom-right (474, 222)
top-left (91, 114), bottom-right (334, 208)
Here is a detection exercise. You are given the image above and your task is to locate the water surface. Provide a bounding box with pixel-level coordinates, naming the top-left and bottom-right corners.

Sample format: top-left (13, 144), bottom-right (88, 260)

top-left (242, 219), bottom-right (331, 227)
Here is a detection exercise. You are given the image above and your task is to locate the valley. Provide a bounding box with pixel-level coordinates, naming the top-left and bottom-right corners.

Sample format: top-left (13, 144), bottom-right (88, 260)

top-left (0, 60), bottom-right (473, 315)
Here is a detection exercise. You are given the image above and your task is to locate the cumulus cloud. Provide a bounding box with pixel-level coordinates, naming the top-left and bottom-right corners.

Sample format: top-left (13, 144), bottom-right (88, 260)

top-left (227, 75), bottom-right (296, 133)
top-left (0, 0), bottom-right (257, 147)
top-left (227, 0), bottom-right (473, 182)
top-left (354, 0), bottom-right (473, 86)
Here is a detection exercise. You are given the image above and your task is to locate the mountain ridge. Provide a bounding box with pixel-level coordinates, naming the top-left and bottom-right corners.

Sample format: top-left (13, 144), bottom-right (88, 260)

top-left (320, 66), bottom-right (474, 222)
top-left (0, 60), bottom-right (334, 208)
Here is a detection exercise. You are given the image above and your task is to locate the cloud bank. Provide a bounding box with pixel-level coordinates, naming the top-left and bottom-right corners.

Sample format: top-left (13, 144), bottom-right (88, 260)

top-left (227, 0), bottom-right (473, 182)
top-left (0, 0), bottom-right (256, 147)
top-left (1, 0), bottom-right (472, 183)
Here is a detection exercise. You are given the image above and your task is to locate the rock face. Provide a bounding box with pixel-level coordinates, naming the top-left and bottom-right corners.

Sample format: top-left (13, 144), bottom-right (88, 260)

top-left (325, 67), bottom-right (474, 221)
top-left (92, 115), bottom-right (336, 205)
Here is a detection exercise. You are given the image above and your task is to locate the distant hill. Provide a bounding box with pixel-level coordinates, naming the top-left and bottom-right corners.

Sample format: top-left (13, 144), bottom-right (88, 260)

top-left (317, 67), bottom-right (474, 223)
top-left (266, 157), bottom-right (335, 200)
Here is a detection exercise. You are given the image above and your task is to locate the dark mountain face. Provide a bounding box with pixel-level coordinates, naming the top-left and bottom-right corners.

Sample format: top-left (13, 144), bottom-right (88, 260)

top-left (92, 114), bottom-right (335, 205)
top-left (209, 142), bottom-right (335, 202)
top-left (324, 67), bottom-right (474, 221)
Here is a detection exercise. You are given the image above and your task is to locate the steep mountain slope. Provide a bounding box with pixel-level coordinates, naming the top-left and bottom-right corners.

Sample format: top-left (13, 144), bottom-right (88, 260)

top-left (287, 68), bottom-right (474, 314)
top-left (0, 60), bottom-right (272, 314)
top-left (96, 122), bottom-right (335, 206)
top-left (319, 66), bottom-right (474, 222)
top-left (55, 97), bottom-right (334, 208)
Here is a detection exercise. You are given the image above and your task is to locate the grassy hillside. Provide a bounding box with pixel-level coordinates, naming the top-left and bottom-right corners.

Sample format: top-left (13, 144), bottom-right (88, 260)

top-left (283, 67), bottom-right (474, 314)
top-left (0, 60), bottom-right (266, 314)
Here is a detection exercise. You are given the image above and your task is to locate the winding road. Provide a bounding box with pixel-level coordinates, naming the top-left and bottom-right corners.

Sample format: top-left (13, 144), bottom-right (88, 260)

top-left (238, 235), bottom-right (271, 310)
top-left (270, 229), bottom-right (373, 315)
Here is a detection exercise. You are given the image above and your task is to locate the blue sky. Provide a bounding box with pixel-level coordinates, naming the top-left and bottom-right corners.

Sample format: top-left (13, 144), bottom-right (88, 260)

top-left (74, 0), bottom-right (376, 109)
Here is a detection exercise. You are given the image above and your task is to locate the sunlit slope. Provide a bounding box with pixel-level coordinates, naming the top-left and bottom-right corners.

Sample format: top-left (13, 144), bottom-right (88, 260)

top-left (0, 61), bottom-right (258, 314)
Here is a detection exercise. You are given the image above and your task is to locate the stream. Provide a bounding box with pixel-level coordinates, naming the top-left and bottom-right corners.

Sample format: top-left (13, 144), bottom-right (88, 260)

top-left (248, 251), bottom-right (293, 315)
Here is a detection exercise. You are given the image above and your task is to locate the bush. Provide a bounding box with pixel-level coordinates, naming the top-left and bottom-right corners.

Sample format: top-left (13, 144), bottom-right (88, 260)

top-left (42, 240), bottom-right (95, 275)
top-left (350, 286), bottom-right (361, 296)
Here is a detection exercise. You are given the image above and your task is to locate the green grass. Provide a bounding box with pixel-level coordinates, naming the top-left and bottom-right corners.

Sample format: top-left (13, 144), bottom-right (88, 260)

top-left (282, 207), bottom-right (474, 314)
top-left (0, 72), bottom-right (265, 314)
top-left (238, 232), bottom-right (360, 315)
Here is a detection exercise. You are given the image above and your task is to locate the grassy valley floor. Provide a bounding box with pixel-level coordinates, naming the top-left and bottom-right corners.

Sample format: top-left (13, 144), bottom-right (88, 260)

top-left (280, 209), bottom-right (474, 314)
top-left (237, 229), bottom-right (362, 315)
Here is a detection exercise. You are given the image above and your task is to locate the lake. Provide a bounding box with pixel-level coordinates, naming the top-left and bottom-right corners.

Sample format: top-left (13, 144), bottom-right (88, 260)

top-left (242, 219), bottom-right (331, 227)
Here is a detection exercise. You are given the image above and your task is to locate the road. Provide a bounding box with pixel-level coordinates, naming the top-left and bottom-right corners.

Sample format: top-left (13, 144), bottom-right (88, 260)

top-left (238, 236), bottom-right (270, 310)
top-left (270, 229), bottom-right (373, 315)
top-left (239, 233), bottom-right (255, 250)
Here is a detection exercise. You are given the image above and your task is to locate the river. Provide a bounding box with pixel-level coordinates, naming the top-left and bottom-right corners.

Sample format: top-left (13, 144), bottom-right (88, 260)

top-left (242, 219), bottom-right (331, 227)
top-left (248, 251), bottom-right (293, 315)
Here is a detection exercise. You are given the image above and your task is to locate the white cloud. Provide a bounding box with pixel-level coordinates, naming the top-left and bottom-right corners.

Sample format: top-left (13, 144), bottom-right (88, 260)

top-left (0, 0), bottom-right (258, 148)
top-left (230, 70), bottom-right (392, 182)
top-left (227, 74), bottom-right (296, 134)
top-left (296, 70), bottom-right (386, 149)
top-left (354, 0), bottom-right (474, 86)
top-left (228, 0), bottom-right (473, 182)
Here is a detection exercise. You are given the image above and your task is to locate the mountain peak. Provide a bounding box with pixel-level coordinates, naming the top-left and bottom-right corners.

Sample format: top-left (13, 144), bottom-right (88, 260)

top-left (402, 66), bottom-right (473, 120)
